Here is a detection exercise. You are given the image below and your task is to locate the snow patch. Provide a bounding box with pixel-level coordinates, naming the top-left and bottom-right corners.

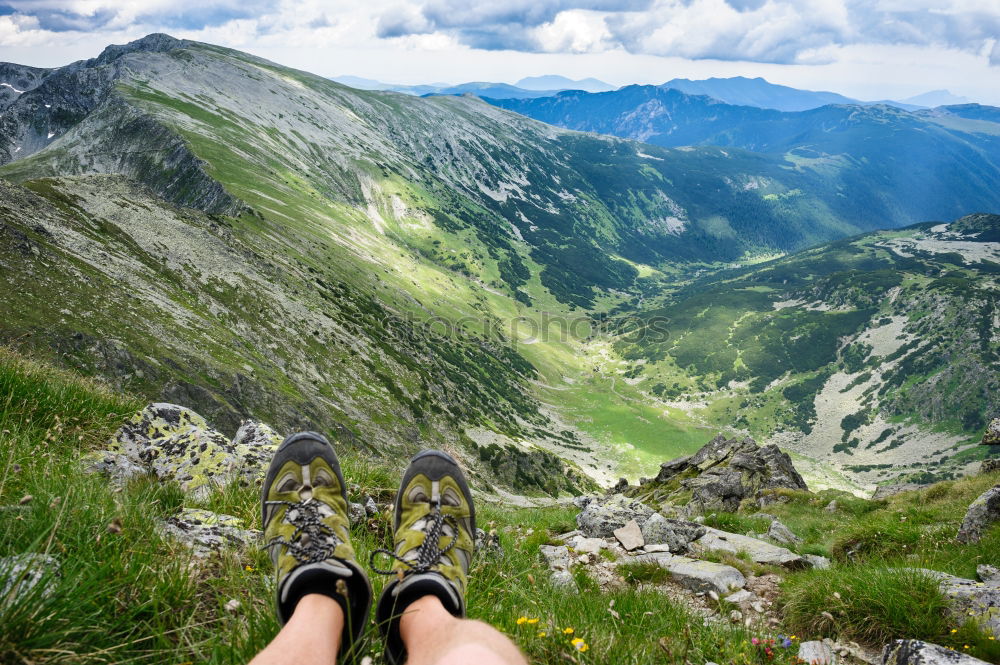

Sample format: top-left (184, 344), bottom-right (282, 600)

top-left (47, 132), bottom-right (54, 139)
top-left (636, 151), bottom-right (663, 161)
top-left (1, 83), bottom-right (24, 94)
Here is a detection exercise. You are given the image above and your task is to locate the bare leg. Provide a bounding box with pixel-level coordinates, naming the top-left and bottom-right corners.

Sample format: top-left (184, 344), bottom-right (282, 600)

top-left (399, 595), bottom-right (527, 665)
top-left (249, 594), bottom-right (344, 665)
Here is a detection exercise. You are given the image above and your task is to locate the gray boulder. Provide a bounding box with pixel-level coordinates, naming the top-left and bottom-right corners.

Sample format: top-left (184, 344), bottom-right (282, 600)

top-left (982, 459), bottom-right (1000, 474)
top-left (576, 494), bottom-right (654, 538)
top-left (767, 519), bottom-right (802, 545)
top-left (159, 508), bottom-right (260, 556)
top-left (639, 512), bottom-right (706, 553)
top-left (804, 554), bottom-right (832, 570)
top-left (882, 640), bottom-right (990, 665)
top-left (872, 484), bottom-right (923, 500)
top-left (956, 484), bottom-right (1000, 544)
top-left (348, 502), bottom-right (366, 524)
top-left (629, 552), bottom-right (746, 596)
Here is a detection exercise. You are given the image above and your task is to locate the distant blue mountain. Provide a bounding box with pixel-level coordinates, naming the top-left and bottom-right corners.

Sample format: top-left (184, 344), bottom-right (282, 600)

top-left (331, 76), bottom-right (561, 99)
top-left (516, 75), bottom-right (614, 93)
top-left (659, 76), bottom-right (924, 112)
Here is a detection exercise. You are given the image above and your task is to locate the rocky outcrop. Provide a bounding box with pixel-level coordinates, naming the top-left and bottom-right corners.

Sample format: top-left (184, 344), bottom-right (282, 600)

top-left (882, 640), bottom-right (991, 665)
top-left (981, 419), bottom-right (1000, 446)
top-left (85, 403), bottom-right (283, 497)
top-left (955, 484), bottom-right (1000, 544)
top-left (633, 434), bottom-right (808, 515)
top-left (982, 459), bottom-right (1000, 474)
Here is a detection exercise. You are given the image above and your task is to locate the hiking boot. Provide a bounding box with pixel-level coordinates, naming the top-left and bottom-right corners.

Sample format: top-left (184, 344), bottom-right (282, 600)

top-left (372, 450), bottom-right (476, 665)
top-left (262, 431), bottom-right (372, 653)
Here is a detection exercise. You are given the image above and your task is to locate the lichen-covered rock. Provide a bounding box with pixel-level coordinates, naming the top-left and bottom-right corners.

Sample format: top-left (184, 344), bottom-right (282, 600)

top-left (978, 564), bottom-right (1000, 583)
top-left (85, 404), bottom-right (282, 497)
top-left (348, 502), bottom-right (366, 524)
top-left (882, 640), bottom-right (990, 665)
top-left (956, 484), bottom-right (1000, 544)
top-left (982, 459), bottom-right (1000, 474)
top-left (0, 553), bottom-right (60, 601)
top-left (639, 512), bottom-right (705, 553)
top-left (910, 569), bottom-right (1000, 639)
top-left (576, 494), bottom-right (654, 538)
top-left (158, 508), bottom-right (260, 556)
top-left (638, 434), bottom-right (808, 516)
top-left (982, 419), bottom-right (1000, 446)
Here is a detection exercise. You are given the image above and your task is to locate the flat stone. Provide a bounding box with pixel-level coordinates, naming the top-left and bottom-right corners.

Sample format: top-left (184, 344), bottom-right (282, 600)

top-left (614, 519), bottom-right (645, 551)
top-left (643, 543), bottom-right (672, 553)
top-left (694, 527), bottom-right (805, 567)
top-left (630, 552), bottom-right (746, 596)
top-left (799, 640), bottom-right (836, 665)
top-left (724, 589), bottom-right (754, 605)
top-left (881, 639), bottom-right (991, 665)
top-left (566, 536), bottom-right (604, 554)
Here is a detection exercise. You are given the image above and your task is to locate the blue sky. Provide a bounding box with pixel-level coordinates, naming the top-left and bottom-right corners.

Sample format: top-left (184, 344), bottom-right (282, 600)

top-left (1, 1), bottom-right (998, 104)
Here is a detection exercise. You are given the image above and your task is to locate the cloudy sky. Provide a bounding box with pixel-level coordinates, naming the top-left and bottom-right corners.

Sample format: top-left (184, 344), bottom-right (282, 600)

top-left (1, 0), bottom-right (998, 104)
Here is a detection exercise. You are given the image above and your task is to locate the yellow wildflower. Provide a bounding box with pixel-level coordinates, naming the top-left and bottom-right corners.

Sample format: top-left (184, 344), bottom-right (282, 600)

top-left (537, 631), bottom-right (547, 638)
top-left (951, 629), bottom-right (958, 634)
top-left (516, 617), bottom-right (528, 625)
top-left (563, 627), bottom-right (575, 634)
top-left (527, 618), bottom-right (539, 624)
top-left (245, 565), bottom-right (255, 572)
top-left (571, 637), bottom-right (589, 652)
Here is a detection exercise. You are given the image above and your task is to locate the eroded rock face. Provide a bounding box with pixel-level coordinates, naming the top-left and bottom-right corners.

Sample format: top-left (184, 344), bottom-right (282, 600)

top-left (640, 434), bottom-right (808, 515)
top-left (956, 484), bottom-right (1000, 544)
top-left (85, 403), bottom-right (282, 497)
top-left (158, 508), bottom-right (260, 556)
top-left (882, 640), bottom-right (990, 665)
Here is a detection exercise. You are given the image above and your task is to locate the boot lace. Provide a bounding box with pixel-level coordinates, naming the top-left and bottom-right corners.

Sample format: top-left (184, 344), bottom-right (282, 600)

top-left (370, 501), bottom-right (458, 575)
top-left (265, 499), bottom-right (341, 564)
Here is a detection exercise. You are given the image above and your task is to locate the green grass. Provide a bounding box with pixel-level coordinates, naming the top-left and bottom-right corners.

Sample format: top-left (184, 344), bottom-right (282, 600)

top-left (0, 347), bottom-right (812, 664)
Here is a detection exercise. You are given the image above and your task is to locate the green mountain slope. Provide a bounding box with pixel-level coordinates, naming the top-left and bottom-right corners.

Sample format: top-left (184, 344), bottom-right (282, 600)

top-left (2, 34), bottom-right (998, 493)
top-left (612, 214), bottom-right (1000, 490)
